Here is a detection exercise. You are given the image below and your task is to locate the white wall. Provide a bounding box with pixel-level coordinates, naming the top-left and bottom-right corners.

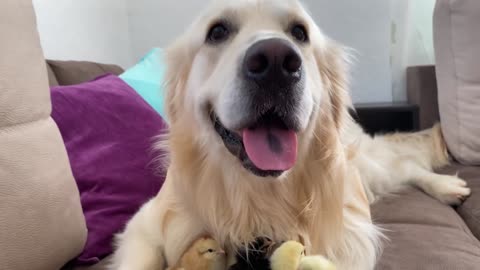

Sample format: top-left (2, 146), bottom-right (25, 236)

top-left (390, 0), bottom-right (436, 101)
top-left (390, 0), bottom-right (411, 102)
top-left (33, 0), bottom-right (133, 68)
top-left (127, 0), bottom-right (205, 62)
top-left (33, 1), bottom-right (434, 103)
top-left (304, 0), bottom-right (392, 103)
top-left (127, 0), bottom-right (393, 103)
top-left (33, 0), bottom-right (397, 103)
top-left (406, 0), bottom-right (436, 67)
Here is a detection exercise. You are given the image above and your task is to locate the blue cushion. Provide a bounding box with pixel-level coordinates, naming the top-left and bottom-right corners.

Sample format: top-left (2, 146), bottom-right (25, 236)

top-left (120, 48), bottom-right (167, 121)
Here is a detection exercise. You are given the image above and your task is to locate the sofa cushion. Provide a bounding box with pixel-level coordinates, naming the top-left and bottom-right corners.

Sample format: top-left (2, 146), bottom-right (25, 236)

top-left (434, 0), bottom-right (480, 165)
top-left (71, 257), bottom-right (111, 270)
top-left (438, 164), bottom-right (480, 241)
top-left (47, 60), bottom-right (124, 86)
top-left (0, 1), bottom-right (87, 269)
top-left (120, 48), bottom-right (167, 120)
top-left (372, 187), bottom-right (480, 269)
top-left (51, 74), bottom-right (166, 265)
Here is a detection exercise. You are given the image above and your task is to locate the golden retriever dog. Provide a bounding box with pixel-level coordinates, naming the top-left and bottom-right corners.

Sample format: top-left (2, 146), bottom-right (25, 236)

top-left (111, 0), bottom-right (469, 269)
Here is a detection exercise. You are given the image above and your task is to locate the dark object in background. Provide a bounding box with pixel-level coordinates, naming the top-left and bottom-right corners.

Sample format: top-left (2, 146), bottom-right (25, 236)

top-left (351, 102), bottom-right (419, 136)
top-left (229, 238), bottom-right (281, 270)
top-left (407, 65), bottom-right (440, 130)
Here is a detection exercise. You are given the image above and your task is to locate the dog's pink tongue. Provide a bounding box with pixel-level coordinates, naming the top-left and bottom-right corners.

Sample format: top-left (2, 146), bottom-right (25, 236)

top-left (242, 127), bottom-right (298, 171)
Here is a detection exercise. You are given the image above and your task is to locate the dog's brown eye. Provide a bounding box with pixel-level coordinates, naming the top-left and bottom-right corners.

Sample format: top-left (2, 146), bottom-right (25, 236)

top-left (207, 23), bottom-right (230, 44)
top-left (291, 24), bottom-right (308, 43)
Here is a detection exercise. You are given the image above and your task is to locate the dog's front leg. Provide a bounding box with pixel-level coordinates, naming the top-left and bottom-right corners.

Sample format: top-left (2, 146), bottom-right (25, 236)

top-left (110, 197), bottom-right (166, 270)
top-left (110, 193), bottom-right (204, 270)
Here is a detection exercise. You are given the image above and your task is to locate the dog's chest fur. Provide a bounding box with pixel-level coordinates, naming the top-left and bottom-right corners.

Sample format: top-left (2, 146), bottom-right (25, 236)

top-left (175, 162), bottom-right (316, 253)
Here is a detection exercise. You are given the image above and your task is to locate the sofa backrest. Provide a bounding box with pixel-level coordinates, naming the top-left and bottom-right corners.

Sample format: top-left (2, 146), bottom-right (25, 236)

top-left (434, 0), bottom-right (480, 165)
top-left (0, 1), bottom-right (87, 269)
top-left (46, 60), bottom-right (124, 87)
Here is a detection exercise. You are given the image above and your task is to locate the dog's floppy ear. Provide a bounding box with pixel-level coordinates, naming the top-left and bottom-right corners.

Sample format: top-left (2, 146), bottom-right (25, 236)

top-left (163, 36), bottom-right (196, 124)
top-left (314, 40), bottom-right (353, 129)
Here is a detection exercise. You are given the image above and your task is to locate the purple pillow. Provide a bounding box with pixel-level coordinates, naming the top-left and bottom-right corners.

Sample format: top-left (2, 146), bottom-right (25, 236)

top-left (50, 74), bottom-right (166, 265)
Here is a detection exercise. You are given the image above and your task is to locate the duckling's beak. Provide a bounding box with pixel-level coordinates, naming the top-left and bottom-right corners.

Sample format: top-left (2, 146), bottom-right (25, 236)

top-left (217, 249), bottom-right (226, 255)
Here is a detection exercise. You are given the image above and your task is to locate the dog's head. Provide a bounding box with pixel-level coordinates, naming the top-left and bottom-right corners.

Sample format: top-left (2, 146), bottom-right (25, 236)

top-left (165, 0), bottom-right (350, 179)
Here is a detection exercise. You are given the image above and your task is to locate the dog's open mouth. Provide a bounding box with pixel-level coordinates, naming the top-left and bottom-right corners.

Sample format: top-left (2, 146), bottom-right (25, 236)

top-left (211, 112), bottom-right (298, 178)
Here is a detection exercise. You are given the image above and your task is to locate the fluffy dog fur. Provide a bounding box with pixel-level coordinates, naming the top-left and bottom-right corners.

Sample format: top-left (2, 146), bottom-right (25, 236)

top-left (346, 122), bottom-right (471, 205)
top-left (111, 1), bottom-right (469, 269)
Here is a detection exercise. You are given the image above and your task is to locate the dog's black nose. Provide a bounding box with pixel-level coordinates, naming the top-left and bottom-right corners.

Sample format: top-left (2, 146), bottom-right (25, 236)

top-left (243, 38), bottom-right (302, 84)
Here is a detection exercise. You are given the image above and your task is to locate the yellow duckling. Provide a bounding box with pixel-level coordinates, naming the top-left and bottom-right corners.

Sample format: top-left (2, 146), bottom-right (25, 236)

top-left (170, 236), bottom-right (227, 270)
top-left (269, 241), bottom-right (336, 270)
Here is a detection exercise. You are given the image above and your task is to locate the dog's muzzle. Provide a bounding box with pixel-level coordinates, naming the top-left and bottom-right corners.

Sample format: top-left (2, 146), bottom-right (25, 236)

top-left (211, 38), bottom-right (307, 178)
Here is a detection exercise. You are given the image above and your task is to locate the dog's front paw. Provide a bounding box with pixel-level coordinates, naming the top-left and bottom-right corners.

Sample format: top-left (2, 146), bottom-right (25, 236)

top-left (430, 175), bottom-right (471, 206)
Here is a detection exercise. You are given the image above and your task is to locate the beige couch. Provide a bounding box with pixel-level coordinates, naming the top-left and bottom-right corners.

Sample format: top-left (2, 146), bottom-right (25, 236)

top-left (1, 0), bottom-right (480, 270)
top-left (0, 1), bottom-right (86, 269)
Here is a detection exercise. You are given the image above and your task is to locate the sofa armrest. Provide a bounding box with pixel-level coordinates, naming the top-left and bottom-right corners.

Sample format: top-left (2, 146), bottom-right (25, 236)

top-left (0, 1), bottom-right (87, 269)
top-left (407, 65), bottom-right (440, 130)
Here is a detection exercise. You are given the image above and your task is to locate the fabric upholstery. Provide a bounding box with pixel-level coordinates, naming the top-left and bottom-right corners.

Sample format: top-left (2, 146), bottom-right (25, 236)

top-left (46, 62), bottom-right (60, 87)
top-left (434, 0), bottom-right (480, 165)
top-left (0, 1), bottom-right (87, 270)
top-left (51, 74), bottom-right (166, 265)
top-left (47, 60), bottom-right (124, 86)
top-left (372, 187), bottom-right (480, 270)
top-left (0, 3), bottom-right (50, 128)
top-left (71, 256), bottom-right (112, 270)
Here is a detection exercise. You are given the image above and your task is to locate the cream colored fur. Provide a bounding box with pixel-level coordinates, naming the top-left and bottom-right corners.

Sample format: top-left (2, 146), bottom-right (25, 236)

top-left (110, 1), bottom-right (468, 270)
top-left (344, 121), bottom-right (471, 205)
